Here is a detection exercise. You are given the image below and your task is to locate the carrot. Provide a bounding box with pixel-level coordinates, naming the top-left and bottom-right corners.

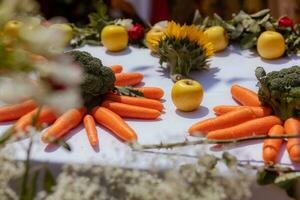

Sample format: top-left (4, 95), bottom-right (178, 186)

top-left (14, 107), bottom-right (58, 133)
top-left (101, 100), bottom-right (160, 119)
top-left (92, 106), bottom-right (137, 142)
top-left (231, 84), bottom-right (261, 106)
top-left (206, 115), bottom-right (282, 140)
top-left (83, 115), bottom-right (99, 147)
top-left (285, 118), bottom-right (300, 162)
top-left (189, 107), bottom-right (262, 135)
top-left (134, 87), bottom-right (164, 100)
top-left (105, 93), bottom-right (164, 111)
top-left (213, 105), bottom-right (272, 116)
top-left (263, 125), bottom-right (285, 164)
top-left (110, 65), bottom-right (123, 73)
top-left (41, 108), bottom-right (86, 143)
top-left (115, 73), bottom-right (144, 86)
top-left (0, 100), bottom-right (37, 122)
top-left (29, 53), bottom-right (48, 62)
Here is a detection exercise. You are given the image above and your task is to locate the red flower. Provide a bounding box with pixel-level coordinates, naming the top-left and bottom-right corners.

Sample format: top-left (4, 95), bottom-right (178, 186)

top-left (278, 16), bottom-right (294, 29)
top-left (128, 24), bottom-right (145, 41)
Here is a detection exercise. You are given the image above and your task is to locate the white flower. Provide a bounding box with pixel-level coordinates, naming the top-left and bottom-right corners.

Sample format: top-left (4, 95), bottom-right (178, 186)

top-left (153, 20), bottom-right (168, 31)
top-left (114, 18), bottom-right (133, 30)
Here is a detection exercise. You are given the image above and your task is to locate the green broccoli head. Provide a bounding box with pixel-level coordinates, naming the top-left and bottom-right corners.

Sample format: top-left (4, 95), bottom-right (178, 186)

top-left (256, 66), bottom-right (300, 120)
top-left (66, 50), bottom-right (115, 110)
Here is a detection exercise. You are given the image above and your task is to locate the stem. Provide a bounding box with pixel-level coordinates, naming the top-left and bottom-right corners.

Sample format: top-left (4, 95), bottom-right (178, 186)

top-left (19, 105), bottom-right (42, 200)
top-left (136, 135), bottom-right (300, 150)
top-left (134, 149), bottom-right (300, 173)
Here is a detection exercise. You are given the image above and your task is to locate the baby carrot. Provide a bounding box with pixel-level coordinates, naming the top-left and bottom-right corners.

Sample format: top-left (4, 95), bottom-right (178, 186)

top-left (263, 125), bottom-right (285, 164)
top-left (0, 100), bottom-right (37, 122)
top-left (134, 87), bottom-right (164, 100)
top-left (105, 93), bottom-right (164, 111)
top-left (285, 118), bottom-right (300, 162)
top-left (213, 105), bottom-right (272, 116)
top-left (115, 73), bottom-right (144, 86)
top-left (42, 108), bottom-right (86, 143)
top-left (206, 115), bottom-right (282, 140)
top-left (101, 100), bottom-right (160, 119)
top-left (83, 114), bottom-right (99, 147)
top-left (92, 106), bottom-right (137, 142)
top-left (14, 107), bottom-right (58, 133)
top-left (231, 85), bottom-right (261, 106)
top-left (189, 107), bottom-right (260, 135)
top-left (111, 65), bottom-right (123, 73)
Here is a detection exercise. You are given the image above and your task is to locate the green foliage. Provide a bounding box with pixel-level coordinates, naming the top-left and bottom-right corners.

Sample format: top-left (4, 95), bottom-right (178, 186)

top-left (70, 0), bottom-right (112, 48)
top-left (43, 167), bottom-right (56, 194)
top-left (66, 50), bottom-right (115, 110)
top-left (157, 37), bottom-right (209, 82)
top-left (255, 66), bottom-right (300, 120)
top-left (193, 9), bottom-right (300, 54)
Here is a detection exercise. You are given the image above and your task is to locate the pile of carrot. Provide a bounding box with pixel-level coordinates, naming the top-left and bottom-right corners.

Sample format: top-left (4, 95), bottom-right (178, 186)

top-left (0, 64), bottom-right (165, 150)
top-left (189, 84), bottom-right (300, 164)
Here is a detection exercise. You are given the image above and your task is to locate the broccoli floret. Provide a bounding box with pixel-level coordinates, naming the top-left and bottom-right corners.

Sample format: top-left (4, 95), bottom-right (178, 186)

top-left (66, 50), bottom-right (115, 110)
top-left (255, 66), bottom-right (300, 120)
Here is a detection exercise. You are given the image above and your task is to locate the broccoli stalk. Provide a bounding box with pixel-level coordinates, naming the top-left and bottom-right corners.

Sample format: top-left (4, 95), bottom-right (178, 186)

top-left (66, 51), bottom-right (115, 111)
top-left (255, 66), bottom-right (300, 120)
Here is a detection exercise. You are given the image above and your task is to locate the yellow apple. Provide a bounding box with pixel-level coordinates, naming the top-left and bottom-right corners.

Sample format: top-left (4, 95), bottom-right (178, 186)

top-left (171, 79), bottom-right (204, 112)
top-left (49, 23), bottom-right (73, 44)
top-left (204, 26), bottom-right (228, 52)
top-left (257, 31), bottom-right (285, 59)
top-left (101, 25), bottom-right (128, 52)
top-left (3, 20), bottom-right (24, 37)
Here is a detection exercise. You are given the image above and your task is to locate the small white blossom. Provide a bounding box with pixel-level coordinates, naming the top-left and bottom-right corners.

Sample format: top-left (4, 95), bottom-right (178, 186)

top-left (114, 18), bottom-right (133, 30)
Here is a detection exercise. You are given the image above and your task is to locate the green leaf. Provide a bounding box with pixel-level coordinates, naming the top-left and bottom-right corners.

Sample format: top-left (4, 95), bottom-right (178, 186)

top-left (43, 167), bottom-right (56, 194)
top-left (52, 139), bottom-right (72, 152)
top-left (113, 86), bottom-right (144, 97)
top-left (256, 169), bottom-right (278, 185)
top-left (222, 152), bottom-right (237, 168)
top-left (192, 9), bottom-right (202, 25)
top-left (250, 9), bottom-right (270, 18)
top-left (240, 33), bottom-right (257, 49)
top-left (0, 127), bottom-right (14, 145)
top-left (26, 170), bottom-right (40, 200)
top-left (274, 173), bottom-right (298, 198)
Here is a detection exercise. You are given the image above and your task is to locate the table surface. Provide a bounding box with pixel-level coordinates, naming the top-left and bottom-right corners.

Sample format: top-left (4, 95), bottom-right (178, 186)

top-left (2, 45), bottom-right (300, 171)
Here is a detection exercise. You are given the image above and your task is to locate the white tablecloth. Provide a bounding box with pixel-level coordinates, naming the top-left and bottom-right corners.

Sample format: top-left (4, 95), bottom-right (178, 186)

top-left (1, 45), bottom-right (298, 199)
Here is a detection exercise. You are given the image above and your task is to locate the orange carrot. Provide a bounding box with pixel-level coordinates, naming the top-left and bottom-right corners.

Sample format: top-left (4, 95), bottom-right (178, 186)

top-left (101, 100), bottom-right (160, 119)
top-left (213, 105), bottom-right (272, 116)
top-left (134, 87), bottom-right (164, 100)
top-left (105, 93), bottom-right (164, 111)
top-left (92, 106), bottom-right (137, 142)
top-left (0, 100), bottom-right (37, 122)
top-left (285, 118), bottom-right (300, 162)
top-left (115, 73), bottom-right (144, 86)
top-left (83, 114), bottom-right (99, 147)
top-left (263, 125), bottom-right (285, 164)
top-left (14, 107), bottom-right (58, 133)
top-left (42, 108), bottom-right (86, 143)
top-left (189, 107), bottom-right (263, 135)
top-left (110, 65), bottom-right (123, 73)
top-left (231, 84), bottom-right (261, 106)
top-left (206, 116), bottom-right (282, 140)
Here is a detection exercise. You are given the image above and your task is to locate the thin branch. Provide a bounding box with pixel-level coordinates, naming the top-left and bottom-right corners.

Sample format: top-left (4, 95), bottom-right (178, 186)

top-left (136, 135), bottom-right (300, 150)
top-left (134, 149), bottom-right (300, 173)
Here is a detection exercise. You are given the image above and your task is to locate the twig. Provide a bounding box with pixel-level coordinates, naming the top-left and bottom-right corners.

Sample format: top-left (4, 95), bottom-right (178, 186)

top-left (134, 149), bottom-right (300, 173)
top-left (136, 135), bottom-right (300, 150)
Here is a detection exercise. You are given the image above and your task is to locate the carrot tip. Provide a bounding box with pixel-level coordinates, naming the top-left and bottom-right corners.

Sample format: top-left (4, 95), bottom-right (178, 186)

top-left (263, 147), bottom-right (277, 164)
top-left (290, 146), bottom-right (300, 162)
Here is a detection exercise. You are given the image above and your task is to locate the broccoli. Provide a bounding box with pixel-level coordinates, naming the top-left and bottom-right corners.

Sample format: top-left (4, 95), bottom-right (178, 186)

top-left (66, 50), bottom-right (115, 110)
top-left (255, 66), bottom-right (300, 120)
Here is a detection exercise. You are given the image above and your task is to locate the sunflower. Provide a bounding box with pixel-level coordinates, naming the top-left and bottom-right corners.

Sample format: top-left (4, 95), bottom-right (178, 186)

top-left (151, 21), bottom-right (215, 82)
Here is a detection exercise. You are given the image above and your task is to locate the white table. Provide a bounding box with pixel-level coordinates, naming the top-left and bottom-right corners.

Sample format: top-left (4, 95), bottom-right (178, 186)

top-left (1, 45), bottom-right (298, 199)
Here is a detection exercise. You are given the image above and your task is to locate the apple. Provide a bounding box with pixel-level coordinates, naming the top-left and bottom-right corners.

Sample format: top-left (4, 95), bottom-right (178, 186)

top-left (171, 79), bottom-right (204, 112)
top-left (3, 20), bottom-right (24, 37)
top-left (204, 26), bottom-right (228, 52)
